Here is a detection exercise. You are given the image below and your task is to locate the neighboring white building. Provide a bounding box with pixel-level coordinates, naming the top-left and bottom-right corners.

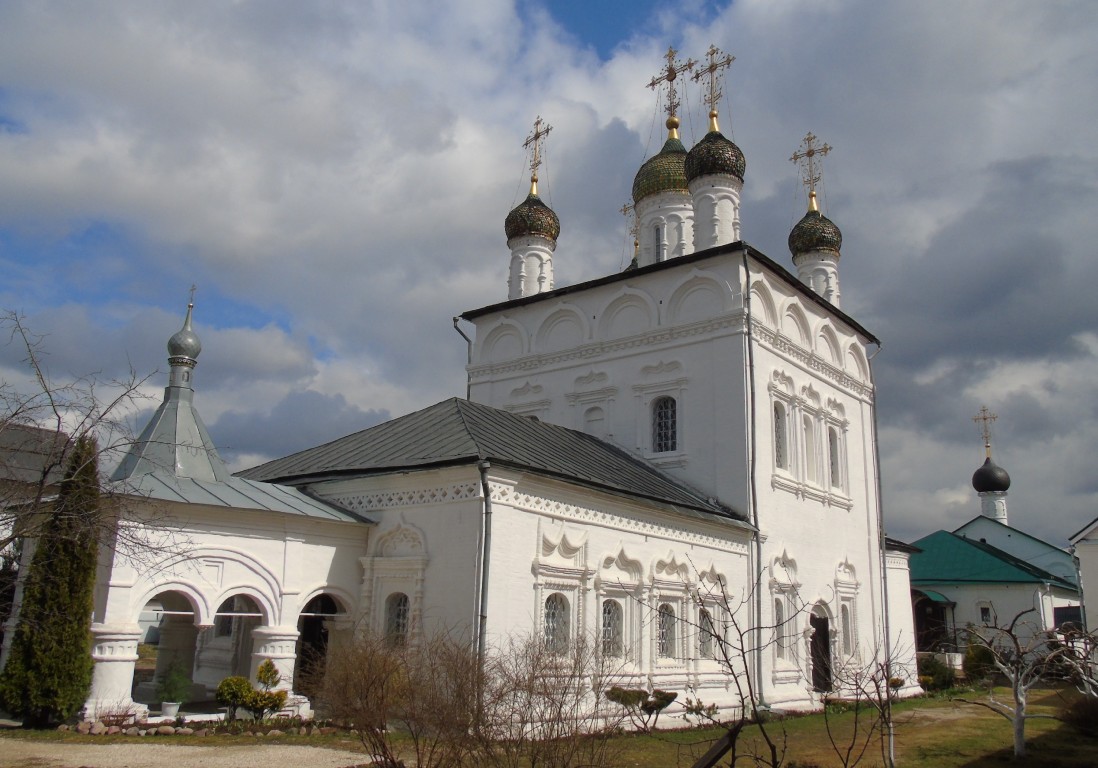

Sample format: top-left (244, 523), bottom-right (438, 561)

top-left (33, 47), bottom-right (921, 719)
top-left (1069, 519), bottom-right (1098, 632)
top-left (911, 443), bottom-right (1081, 651)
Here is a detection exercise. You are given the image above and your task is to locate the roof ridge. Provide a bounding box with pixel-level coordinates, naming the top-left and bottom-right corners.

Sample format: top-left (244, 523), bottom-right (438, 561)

top-left (452, 398), bottom-right (488, 462)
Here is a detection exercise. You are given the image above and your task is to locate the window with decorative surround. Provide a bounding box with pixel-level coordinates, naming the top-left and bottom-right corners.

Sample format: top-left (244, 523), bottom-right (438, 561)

top-left (834, 560), bottom-right (860, 660)
top-left (544, 593), bottom-right (571, 654)
top-left (653, 396), bottom-right (677, 453)
top-left (601, 599), bottom-right (624, 657)
top-left (657, 603), bottom-right (677, 658)
top-left (770, 554), bottom-right (802, 683)
top-left (385, 592), bottom-right (410, 647)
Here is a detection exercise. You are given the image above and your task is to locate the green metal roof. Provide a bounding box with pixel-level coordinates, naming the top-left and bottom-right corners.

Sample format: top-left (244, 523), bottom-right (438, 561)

top-left (909, 530), bottom-right (1077, 591)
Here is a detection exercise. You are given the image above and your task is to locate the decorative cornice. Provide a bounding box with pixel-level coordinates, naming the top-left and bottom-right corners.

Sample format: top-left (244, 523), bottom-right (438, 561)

top-left (489, 482), bottom-right (750, 554)
top-left (752, 324), bottom-right (873, 400)
top-left (770, 473), bottom-right (854, 510)
top-left (329, 482), bottom-right (480, 513)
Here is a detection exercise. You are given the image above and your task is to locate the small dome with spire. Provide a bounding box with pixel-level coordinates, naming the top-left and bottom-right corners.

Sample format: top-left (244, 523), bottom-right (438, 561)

top-left (685, 113), bottom-right (745, 182)
top-left (789, 195), bottom-right (842, 257)
top-left (167, 303), bottom-right (201, 360)
top-left (632, 119), bottom-right (689, 203)
top-left (972, 456), bottom-right (1011, 493)
top-left (505, 185), bottom-right (560, 243)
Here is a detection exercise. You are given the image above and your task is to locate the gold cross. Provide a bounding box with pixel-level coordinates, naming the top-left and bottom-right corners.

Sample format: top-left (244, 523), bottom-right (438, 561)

top-left (790, 132), bottom-right (832, 196)
top-left (648, 46), bottom-right (696, 122)
top-left (973, 405), bottom-right (998, 457)
top-left (692, 45), bottom-right (735, 121)
top-left (522, 115), bottom-right (553, 183)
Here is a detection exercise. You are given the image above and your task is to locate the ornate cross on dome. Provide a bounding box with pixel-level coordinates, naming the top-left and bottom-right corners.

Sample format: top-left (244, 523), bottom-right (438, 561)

top-left (973, 405), bottom-right (998, 458)
top-left (188, 283), bottom-right (197, 306)
top-left (790, 132), bottom-right (832, 209)
top-left (523, 116), bottom-right (552, 194)
top-left (692, 44), bottom-right (735, 130)
top-left (648, 46), bottom-right (696, 123)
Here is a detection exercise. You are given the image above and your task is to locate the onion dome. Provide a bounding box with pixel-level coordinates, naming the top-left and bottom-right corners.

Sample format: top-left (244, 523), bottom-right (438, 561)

top-left (632, 118), bottom-right (689, 204)
top-left (972, 456), bottom-right (1011, 493)
top-left (788, 193), bottom-right (842, 257)
top-left (167, 302), bottom-right (201, 361)
top-left (685, 112), bottom-right (745, 182)
top-left (505, 180), bottom-right (560, 243)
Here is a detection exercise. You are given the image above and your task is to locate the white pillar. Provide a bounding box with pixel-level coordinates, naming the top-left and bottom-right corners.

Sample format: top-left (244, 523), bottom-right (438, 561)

top-left (84, 624), bottom-right (148, 722)
top-left (250, 625), bottom-right (312, 718)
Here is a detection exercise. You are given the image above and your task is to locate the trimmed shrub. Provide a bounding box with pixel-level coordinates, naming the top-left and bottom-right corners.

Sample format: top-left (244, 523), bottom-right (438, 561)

top-left (917, 654), bottom-right (956, 691)
top-left (216, 676), bottom-right (253, 721)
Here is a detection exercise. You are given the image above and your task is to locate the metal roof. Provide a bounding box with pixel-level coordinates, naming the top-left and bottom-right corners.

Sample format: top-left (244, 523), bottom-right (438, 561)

top-left (909, 530), bottom-right (1077, 591)
top-left (238, 397), bottom-right (748, 526)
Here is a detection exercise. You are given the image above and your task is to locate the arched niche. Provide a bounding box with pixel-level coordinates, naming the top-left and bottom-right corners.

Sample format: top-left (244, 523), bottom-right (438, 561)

top-left (535, 305), bottom-right (588, 354)
top-left (598, 288), bottom-right (657, 340)
top-left (480, 318), bottom-right (528, 363)
top-left (781, 303), bottom-right (810, 346)
top-left (667, 271), bottom-right (729, 326)
top-left (816, 325), bottom-right (842, 366)
top-left (845, 344), bottom-right (870, 382)
top-left (750, 280), bottom-right (778, 328)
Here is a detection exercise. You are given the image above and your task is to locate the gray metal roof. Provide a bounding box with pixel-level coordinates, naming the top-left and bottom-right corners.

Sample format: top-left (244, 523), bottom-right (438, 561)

top-left (238, 398), bottom-right (747, 525)
top-left (110, 305), bottom-right (368, 525)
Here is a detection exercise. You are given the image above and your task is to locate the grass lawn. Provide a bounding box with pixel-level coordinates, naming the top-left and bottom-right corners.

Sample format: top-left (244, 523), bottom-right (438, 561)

top-left (2, 687), bottom-right (1097, 767)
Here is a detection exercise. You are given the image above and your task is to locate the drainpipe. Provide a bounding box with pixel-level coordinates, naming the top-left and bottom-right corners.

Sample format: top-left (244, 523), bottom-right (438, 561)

top-left (476, 460), bottom-right (493, 668)
top-left (740, 248), bottom-right (765, 707)
top-left (453, 317), bottom-right (473, 400)
top-left (866, 340), bottom-right (894, 767)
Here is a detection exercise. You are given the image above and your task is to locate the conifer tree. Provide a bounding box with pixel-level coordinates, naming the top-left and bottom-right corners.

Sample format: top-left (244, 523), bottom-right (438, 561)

top-left (0, 435), bottom-right (100, 727)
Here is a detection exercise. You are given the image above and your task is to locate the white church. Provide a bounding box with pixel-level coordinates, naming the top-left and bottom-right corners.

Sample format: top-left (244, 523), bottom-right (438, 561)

top-left (6, 47), bottom-right (922, 720)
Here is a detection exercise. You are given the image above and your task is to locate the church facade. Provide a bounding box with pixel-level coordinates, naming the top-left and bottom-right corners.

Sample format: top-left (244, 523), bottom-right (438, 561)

top-left (45, 47), bottom-right (920, 720)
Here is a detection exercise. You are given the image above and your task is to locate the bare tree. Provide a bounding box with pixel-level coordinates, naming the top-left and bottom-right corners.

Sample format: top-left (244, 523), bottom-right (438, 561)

top-left (953, 609), bottom-right (1069, 758)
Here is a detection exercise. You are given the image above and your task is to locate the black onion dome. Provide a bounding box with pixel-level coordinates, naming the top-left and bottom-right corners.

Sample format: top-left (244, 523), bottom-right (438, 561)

top-left (788, 209), bottom-right (842, 256)
top-left (505, 193), bottom-right (560, 242)
top-left (685, 131), bottom-right (746, 183)
top-left (972, 457), bottom-right (1011, 493)
top-left (632, 137), bottom-right (689, 203)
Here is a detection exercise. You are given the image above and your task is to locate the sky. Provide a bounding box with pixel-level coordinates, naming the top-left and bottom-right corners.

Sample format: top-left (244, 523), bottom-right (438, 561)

top-left (0, 1), bottom-right (1096, 547)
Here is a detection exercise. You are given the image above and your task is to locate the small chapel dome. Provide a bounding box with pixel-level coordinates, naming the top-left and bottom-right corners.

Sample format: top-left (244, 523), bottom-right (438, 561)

top-left (632, 119), bottom-right (689, 204)
top-left (685, 127), bottom-right (745, 182)
top-left (972, 456), bottom-right (1011, 493)
top-left (167, 303), bottom-right (202, 360)
top-left (504, 187), bottom-right (560, 243)
top-left (788, 206), bottom-right (842, 257)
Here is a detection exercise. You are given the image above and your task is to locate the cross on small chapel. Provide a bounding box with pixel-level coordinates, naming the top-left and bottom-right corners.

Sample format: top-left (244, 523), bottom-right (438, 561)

top-left (790, 132), bottom-right (832, 198)
top-left (973, 405), bottom-right (998, 457)
top-left (188, 283), bottom-right (197, 307)
top-left (648, 46), bottom-right (696, 121)
top-left (523, 116), bottom-right (552, 182)
top-left (692, 45), bottom-right (735, 115)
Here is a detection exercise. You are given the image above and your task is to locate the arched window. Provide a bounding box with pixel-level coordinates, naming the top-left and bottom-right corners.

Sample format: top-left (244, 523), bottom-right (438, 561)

top-left (699, 608), bottom-right (715, 659)
top-left (841, 604), bottom-right (853, 656)
top-left (544, 593), bottom-right (570, 654)
top-left (774, 402), bottom-right (789, 469)
top-left (658, 603), bottom-right (676, 658)
top-left (653, 396), bottom-right (677, 453)
top-left (385, 592), bottom-right (410, 647)
top-left (601, 599), bottom-right (624, 657)
top-left (774, 599), bottom-right (786, 660)
top-left (828, 427), bottom-right (842, 489)
top-left (803, 414), bottom-right (817, 483)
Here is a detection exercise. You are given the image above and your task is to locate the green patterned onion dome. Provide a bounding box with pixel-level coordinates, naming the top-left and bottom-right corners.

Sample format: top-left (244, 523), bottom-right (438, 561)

top-left (632, 136), bottom-right (689, 204)
top-left (685, 131), bottom-right (745, 182)
top-left (505, 192), bottom-right (560, 242)
top-left (788, 209), bottom-right (842, 256)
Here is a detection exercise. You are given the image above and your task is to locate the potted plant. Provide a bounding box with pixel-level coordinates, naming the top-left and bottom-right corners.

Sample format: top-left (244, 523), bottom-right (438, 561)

top-left (156, 660), bottom-right (192, 719)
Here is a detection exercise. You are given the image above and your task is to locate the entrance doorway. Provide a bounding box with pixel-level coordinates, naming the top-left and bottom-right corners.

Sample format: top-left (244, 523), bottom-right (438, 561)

top-left (296, 594), bottom-right (340, 696)
top-left (810, 612), bottom-right (832, 692)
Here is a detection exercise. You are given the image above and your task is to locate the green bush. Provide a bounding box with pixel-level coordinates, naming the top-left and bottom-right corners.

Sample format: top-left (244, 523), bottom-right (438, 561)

top-left (964, 643), bottom-right (996, 681)
top-left (917, 654), bottom-right (956, 691)
top-left (1062, 696), bottom-right (1098, 736)
top-left (216, 676), bottom-right (253, 721)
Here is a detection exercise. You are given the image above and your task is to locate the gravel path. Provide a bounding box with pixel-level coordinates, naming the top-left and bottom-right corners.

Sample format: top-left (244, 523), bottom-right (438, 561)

top-left (0, 741), bottom-right (368, 768)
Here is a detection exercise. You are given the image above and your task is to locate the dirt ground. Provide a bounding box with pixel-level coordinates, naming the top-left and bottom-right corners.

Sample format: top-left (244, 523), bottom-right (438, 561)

top-left (0, 741), bottom-right (367, 768)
